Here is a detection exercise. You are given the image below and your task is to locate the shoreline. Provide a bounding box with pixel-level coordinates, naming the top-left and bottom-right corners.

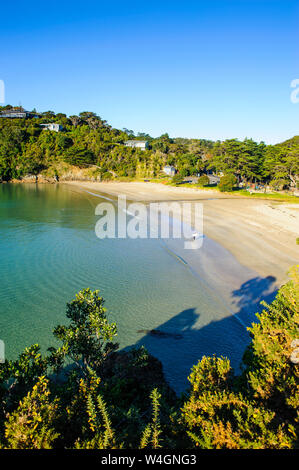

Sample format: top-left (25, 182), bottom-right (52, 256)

top-left (2, 180), bottom-right (296, 392)
top-left (0, 181), bottom-right (276, 395)
top-left (63, 181), bottom-right (299, 286)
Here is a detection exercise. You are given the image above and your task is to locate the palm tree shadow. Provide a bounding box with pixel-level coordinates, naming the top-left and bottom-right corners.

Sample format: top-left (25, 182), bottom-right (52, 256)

top-left (123, 275), bottom-right (278, 395)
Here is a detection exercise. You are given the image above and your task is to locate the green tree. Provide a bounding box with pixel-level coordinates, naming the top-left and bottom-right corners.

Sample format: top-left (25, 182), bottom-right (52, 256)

top-left (197, 175), bottom-right (209, 186)
top-left (63, 147), bottom-right (95, 167)
top-left (218, 174), bottom-right (237, 192)
top-left (49, 289), bottom-right (118, 374)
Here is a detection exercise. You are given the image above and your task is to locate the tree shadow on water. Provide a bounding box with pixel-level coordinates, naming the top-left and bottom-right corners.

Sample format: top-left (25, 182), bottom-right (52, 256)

top-left (123, 275), bottom-right (278, 395)
top-left (231, 275), bottom-right (277, 326)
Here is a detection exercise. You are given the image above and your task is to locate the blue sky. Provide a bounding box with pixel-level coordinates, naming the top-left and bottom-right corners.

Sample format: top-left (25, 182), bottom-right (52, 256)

top-left (1, 0), bottom-right (298, 143)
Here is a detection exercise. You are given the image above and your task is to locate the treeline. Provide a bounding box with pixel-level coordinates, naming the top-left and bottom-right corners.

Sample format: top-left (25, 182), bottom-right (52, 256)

top-left (0, 105), bottom-right (298, 188)
top-left (211, 137), bottom-right (299, 190)
top-left (0, 267), bottom-right (298, 449)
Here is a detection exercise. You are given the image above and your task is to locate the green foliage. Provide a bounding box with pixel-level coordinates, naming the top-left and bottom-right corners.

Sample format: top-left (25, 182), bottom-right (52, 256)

top-left (263, 137), bottom-right (299, 187)
top-left (76, 392), bottom-right (118, 449)
top-left (269, 178), bottom-right (289, 191)
top-left (209, 138), bottom-right (266, 182)
top-left (218, 174), bottom-right (238, 192)
top-left (182, 389), bottom-right (292, 449)
top-left (0, 108), bottom-right (298, 187)
top-left (140, 389), bottom-right (162, 449)
top-left (242, 266), bottom-right (299, 409)
top-left (0, 269), bottom-right (298, 449)
top-left (3, 377), bottom-right (59, 449)
top-left (171, 173), bottom-right (184, 185)
top-left (0, 344), bottom-right (47, 389)
top-left (101, 171), bottom-right (113, 181)
top-left (181, 266), bottom-right (299, 449)
top-left (0, 344), bottom-right (48, 425)
top-left (49, 288), bottom-right (118, 374)
top-left (63, 147), bottom-right (95, 167)
top-left (197, 174), bottom-right (209, 186)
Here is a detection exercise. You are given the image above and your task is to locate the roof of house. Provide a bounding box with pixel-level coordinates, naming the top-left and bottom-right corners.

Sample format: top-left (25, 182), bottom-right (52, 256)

top-left (0, 107), bottom-right (40, 116)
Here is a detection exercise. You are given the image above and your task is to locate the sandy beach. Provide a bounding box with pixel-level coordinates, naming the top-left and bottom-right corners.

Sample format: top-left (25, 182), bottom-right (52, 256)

top-left (65, 181), bottom-right (299, 287)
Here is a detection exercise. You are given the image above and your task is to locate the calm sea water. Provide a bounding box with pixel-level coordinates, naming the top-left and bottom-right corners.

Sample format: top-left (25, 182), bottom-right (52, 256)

top-left (0, 183), bottom-right (265, 393)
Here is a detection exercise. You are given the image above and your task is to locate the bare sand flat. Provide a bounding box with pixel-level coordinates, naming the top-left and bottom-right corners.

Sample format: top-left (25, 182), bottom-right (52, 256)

top-left (65, 181), bottom-right (223, 201)
top-left (64, 181), bottom-right (299, 286)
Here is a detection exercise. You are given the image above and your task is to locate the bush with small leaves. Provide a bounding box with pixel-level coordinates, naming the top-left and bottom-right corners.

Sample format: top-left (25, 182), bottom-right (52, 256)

top-left (218, 174), bottom-right (237, 192)
top-left (197, 175), bottom-right (209, 187)
top-left (171, 173), bottom-right (184, 185)
top-left (49, 288), bottom-right (118, 374)
top-left (3, 377), bottom-right (59, 449)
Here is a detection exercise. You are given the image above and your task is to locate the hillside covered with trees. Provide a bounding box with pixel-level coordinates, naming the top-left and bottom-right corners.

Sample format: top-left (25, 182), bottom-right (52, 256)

top-left (0, 267), bottom-right (298, 449)
top-left (0, 106), bottom-right (298, 189)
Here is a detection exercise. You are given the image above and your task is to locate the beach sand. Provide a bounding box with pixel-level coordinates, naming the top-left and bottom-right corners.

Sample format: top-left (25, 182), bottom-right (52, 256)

top-left (64, 181), bottom-right (299, 286)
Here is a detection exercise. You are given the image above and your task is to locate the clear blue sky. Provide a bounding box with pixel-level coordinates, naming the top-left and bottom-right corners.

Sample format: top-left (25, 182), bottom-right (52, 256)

top-left (1, 0), bottom-right (298, 143)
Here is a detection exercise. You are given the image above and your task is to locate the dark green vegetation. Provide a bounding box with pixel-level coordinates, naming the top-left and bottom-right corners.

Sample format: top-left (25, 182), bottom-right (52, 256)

top-left (0, 106), bottom-right (298, 188)
top-left (197, 174), bottom-right (210, 187)
top-left (0, 267), bottom-right (298, 449)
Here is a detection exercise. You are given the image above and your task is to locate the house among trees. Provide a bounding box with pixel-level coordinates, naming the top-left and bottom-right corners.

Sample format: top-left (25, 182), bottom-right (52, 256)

top-left (163, 165), bottom-right (176, 176)
top-left (124, 140), bottom-right (149, 150)
top-left (0, 106), bottom-right (40, 119)
top-left (208, 174), bottom-right (220, 185)
top-left (183, 176), bottom-right (199, 184)
top-left (40, 123), bottom-right (63, 132)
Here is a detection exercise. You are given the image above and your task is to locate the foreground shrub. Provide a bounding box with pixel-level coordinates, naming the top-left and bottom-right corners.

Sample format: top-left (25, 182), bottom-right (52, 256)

top-left (181, 266), bottom-right (299, 449)
top-left (171, 173), bottom-right (184, 185)
top-left (0, 269), bottom-right (298, 449)
top-left (197, 175), bottom-right (209, 187)
top-left (181, 359), bottom-right (293, 449)
top-left (4, 377), bottom-right (59, 449)
top-left (218, 174), bottom-right (237, 192)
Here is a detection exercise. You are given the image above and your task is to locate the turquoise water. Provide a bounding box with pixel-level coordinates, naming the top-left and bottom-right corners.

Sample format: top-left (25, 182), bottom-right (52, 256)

top-left (0, 183), bottom-right (263, 393)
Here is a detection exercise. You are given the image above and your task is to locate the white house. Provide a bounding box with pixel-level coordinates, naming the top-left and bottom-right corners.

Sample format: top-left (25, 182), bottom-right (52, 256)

top-left (163, 165), bottom-right (176, 176)
top-left (124, 140), bottom-right (149, 150)
top-left (40, 123), bottom-right (63, 132)
top-left (0, 107), bottom-right (39, 119)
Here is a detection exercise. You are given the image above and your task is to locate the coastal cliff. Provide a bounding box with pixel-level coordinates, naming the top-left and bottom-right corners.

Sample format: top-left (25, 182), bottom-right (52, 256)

top-left (7, 163), bottom-right (103, 184)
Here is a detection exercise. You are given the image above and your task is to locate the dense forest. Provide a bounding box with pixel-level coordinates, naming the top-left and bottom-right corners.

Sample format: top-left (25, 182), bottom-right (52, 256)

top-left (0, 106), bottom-right (298, 189)
top-left (0, 266), bottom-right (298, 449)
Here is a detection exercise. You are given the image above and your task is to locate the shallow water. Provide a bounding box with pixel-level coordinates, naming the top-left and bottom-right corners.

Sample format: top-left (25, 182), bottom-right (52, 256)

top-left (0, 183), bottom-right (276, 393)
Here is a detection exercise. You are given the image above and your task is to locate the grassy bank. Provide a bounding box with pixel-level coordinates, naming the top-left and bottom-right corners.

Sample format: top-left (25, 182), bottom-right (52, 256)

top-left (232, 189), bottom-right (299, 203)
